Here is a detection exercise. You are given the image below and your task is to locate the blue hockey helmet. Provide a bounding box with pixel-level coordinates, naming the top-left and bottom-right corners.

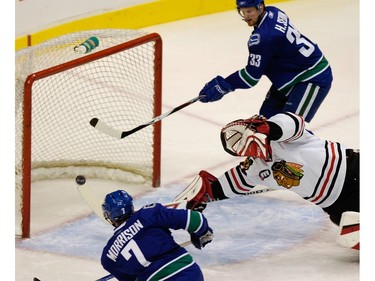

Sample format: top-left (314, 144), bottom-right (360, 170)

top-left (102, 190), bottom-right (134, 225)
top-left (236, 0), bottom-right (264, 9)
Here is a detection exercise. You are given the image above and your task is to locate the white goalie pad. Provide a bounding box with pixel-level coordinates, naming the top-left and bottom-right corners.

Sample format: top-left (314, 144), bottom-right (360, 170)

top-left (336, 211), bottom-right (360, 250)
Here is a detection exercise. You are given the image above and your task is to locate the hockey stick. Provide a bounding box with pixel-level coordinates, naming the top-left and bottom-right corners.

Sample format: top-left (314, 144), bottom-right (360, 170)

top-left (75, 175), bottom-right (188, 225)
top-left (75, 176), bottom-right (111, 225)
top-left (90, 95), bottom-right (203, 139)
top-left (35, 275), bottom-right (113, 281)
top-left (96, 274), bottom-right (114, 281)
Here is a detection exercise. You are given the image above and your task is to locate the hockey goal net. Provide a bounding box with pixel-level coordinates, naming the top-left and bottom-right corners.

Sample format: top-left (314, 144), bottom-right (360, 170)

top-left (15, 29), bottom-right (162, 238)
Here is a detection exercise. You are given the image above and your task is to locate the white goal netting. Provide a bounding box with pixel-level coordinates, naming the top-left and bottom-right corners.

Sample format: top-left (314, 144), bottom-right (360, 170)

top-left (15, 29), bottom-right (162, 237)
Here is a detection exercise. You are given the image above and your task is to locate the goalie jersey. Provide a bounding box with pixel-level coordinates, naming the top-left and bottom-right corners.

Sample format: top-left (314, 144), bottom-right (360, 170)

top-left (225, 6), bottom-right (332, 94)
top-left (218, 112), bottom-right (347, 208)
top-left (101, 203), bottom-right (207, 281)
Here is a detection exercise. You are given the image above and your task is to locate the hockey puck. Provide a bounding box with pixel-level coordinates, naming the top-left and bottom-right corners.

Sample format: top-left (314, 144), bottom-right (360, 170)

top-left (75, 175), bottom-right (86, 185)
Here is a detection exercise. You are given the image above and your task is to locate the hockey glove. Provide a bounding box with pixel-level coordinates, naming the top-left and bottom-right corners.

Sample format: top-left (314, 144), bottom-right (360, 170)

top-left (173, 170), bottom-right (218, 211)
top-left (221, 115), bottom-right (271, 159)
top-left (191, 227), bottom-right (214, 249)
top-left (199, 76), bottom-right (234, 102)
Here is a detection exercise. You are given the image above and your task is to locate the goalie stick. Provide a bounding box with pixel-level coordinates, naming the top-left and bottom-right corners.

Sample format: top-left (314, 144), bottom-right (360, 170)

top-left (75, 175), bottom-right (188, 224)
top-left (90, 95), bottom-right (203, 139)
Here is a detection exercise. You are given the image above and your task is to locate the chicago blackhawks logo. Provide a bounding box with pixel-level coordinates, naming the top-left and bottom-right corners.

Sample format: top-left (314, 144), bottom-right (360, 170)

top-left (271, 160), bottom-right (304, 189)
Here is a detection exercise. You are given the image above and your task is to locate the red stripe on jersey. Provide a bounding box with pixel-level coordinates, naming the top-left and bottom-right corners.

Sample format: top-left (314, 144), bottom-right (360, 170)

top-left (230, 169), bottom-right (252, 192)
top-left (311, 142), bottom-right (336, 203)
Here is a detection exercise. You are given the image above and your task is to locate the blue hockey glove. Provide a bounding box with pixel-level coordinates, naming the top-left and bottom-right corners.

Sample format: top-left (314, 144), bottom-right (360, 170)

top-left (190, 227), bottom-right (214, 249)
top-left (199, 76), bottom-right (234, 103)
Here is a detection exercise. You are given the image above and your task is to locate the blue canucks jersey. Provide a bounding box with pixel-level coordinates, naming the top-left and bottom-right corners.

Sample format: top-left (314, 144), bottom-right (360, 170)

top-left (101, 203), bottom-right (208, 281)
top-left (226, 6), bottom-right (332, 94)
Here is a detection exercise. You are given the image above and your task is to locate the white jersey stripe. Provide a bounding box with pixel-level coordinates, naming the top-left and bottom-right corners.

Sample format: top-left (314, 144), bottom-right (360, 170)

top-left (295, 83), bottom-right (319, 119)
top-left (302, 85), bottom-right (319, 118)
top-left (295, 83), bottom-right (311, 118)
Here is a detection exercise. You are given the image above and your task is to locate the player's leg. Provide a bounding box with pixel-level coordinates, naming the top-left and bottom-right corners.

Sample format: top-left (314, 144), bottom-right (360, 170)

top-left (322, 149), bottom-right (360, 225)
top-left (259, 85), bottom-right (288, 118)
top-left (283, 82), bottom-right (331, 122)
top-left (336, 211), bottom-right (360, 250)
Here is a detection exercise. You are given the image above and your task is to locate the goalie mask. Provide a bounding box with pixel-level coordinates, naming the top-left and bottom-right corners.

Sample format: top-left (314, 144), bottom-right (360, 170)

top-left (220, 115), bottom-right (271, 160)
top-left (102, 190), bottom-right (134, 226)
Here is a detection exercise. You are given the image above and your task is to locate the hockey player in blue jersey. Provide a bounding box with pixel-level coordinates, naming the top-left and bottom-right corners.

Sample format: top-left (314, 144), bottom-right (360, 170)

top-left (199, 0), bottom-right (333, 122)
top-left (100, 190), bottom-right (214, 281)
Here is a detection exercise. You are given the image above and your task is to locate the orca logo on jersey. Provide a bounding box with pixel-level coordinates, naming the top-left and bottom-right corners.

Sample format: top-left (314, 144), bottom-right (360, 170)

top-left (249, 34), bottom-right (260, 47)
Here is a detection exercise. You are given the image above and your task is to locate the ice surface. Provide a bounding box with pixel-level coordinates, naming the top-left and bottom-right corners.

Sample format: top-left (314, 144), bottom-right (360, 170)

top-left (13, 0), bottom-right (364, 280)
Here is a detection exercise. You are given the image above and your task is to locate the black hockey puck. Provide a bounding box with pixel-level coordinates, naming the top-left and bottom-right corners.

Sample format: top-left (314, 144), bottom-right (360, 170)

top-left (75, 175), bottom-right (86, 185)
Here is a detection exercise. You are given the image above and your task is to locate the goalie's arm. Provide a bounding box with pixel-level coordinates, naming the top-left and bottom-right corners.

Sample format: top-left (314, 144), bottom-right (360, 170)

top-left (267, 112), bottom-right (305, 142)
top-left (173, 170), bottom-right (273, 211)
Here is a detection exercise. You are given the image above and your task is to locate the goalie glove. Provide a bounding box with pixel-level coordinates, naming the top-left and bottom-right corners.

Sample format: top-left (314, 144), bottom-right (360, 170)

top-left (190, 227), bottom-right (214, 249)
top-left (221, 115), bottom-right (271, 159)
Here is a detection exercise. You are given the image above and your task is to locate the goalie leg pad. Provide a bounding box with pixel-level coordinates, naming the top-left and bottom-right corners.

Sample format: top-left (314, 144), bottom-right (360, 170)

top-left (336, 211), bottom-right (360, 250)
top-left (173, 170), bottom-right (218, 211)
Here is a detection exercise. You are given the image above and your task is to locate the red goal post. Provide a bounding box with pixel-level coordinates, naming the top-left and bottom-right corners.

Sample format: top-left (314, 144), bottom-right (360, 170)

top-left (15, 29), bottom-right (162, 238)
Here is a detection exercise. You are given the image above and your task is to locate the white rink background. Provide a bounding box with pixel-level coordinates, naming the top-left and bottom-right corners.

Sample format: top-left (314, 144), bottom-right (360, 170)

top-left (13, 0), bottom-right (370, 280)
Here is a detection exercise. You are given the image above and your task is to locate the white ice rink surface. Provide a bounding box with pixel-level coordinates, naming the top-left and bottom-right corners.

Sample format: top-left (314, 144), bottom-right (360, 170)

top-left (13, 0), bottom-right (367, 280)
